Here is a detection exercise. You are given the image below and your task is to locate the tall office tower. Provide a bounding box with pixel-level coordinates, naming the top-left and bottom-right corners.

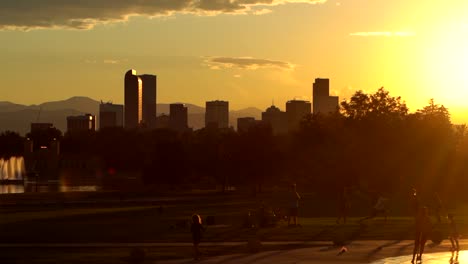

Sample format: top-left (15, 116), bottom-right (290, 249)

top-left (67, 114), bottom-right (96, 132)
top-left (261, 105), bottom-right (288, 135)
top-left (169, 103), bottom-right (188, 132)
top-left (124, 69), bottom-right (142, 129)
top-left (313, 78), bottom-right (339, 114)
top-left (286, 100), bottom-right (311, 132)
top-left (99, 102), bottom-right (124, 129)
top-left (205, 100), bottom-right (229, 129)
top-left (139, 74), bottom-right (157, 128)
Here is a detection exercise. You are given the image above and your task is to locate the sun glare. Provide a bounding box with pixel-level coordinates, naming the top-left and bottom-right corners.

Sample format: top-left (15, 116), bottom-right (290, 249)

top-left (424, 22), bottom-right (468, 107)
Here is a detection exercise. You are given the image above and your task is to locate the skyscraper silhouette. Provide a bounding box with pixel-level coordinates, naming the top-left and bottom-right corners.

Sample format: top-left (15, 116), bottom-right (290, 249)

top-left (313, 78), bottom-right (339, 114)
top-left (67, 114), bottom-right (96, 132)
top-left (124, 70), bottom-right (157, 129)
top-left (124, 69), bottom-right (142, 129)
top-left (286, 100), bottom-right (311, 132)
top-left (100, 102), bottom-right (123, 129)
top-left (169, 103), bottom-right (189, 132)
top-left (139, 74), bottom-right (157, 128)
top-left (262, 105), bottom-right (287, 135)
top-left (205, 101), bottom-right (229, 129)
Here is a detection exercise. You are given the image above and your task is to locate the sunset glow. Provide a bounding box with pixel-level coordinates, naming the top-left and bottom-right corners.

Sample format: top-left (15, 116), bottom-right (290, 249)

top-left (1, 0), bottom-right (467, 122)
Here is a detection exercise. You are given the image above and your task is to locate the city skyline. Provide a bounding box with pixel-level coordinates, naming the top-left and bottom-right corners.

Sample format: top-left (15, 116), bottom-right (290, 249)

top-left (1, 0), bottom-right (468, 123)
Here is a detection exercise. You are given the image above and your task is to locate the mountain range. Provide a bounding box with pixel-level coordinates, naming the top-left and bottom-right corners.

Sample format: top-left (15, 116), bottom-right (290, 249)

top-left (0, 97), bottom-right (263, 135)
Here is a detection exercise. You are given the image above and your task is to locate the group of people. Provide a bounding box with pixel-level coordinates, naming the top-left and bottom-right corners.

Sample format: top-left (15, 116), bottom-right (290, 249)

top-left (410, 189), bottom-right (460, 263)
top-left (189, 185), bottom-right (461, 261)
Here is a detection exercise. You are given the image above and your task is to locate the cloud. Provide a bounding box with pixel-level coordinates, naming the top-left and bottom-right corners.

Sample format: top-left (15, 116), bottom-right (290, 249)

top-left (350, 32), bottom-right (415, 37)
top-left (0, 0), bottom-right (327, 31)
top-left (252, 9), bottom-right (273, 15)
top-left (206, 56), bottom-right (295, 70)
top-left (103, 59), bottom-right (120, 64)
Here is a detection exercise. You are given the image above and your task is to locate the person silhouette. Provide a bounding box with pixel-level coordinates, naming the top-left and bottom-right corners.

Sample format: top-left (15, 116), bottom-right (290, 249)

top-left (412, 207), bottom-right (432, 263)
top-left (410, 188), bottom-right (420, 219)
top-left (433, 192), bottom-right (443, 224)
top-left (191, 214), bottom-right (205, 260)
top-left (287, 183), bottom-right (301, 227)
top-left (336, 187), bottom-right (350, 224)
top-left (448, 213), bottom-right (460, 251)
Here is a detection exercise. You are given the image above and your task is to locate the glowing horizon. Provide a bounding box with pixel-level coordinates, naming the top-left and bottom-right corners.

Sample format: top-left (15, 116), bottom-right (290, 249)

top-left (1, 0), bottom-right (467, 123)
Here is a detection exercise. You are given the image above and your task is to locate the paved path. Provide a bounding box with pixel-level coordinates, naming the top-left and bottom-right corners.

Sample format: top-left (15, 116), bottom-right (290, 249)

top-left (1, 240), bottom-right (466, 263)
top-left (372, 250), bottom-right (465, 264)
top-left (157, 240), bottom-right (467, 264)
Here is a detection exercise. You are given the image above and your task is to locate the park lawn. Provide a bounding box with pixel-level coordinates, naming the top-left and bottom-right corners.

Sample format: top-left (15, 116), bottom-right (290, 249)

top-left (0, 193), bottom-right (461, 243)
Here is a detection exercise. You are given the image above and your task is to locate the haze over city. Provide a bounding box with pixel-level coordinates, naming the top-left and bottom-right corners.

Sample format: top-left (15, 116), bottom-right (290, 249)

top-left (1, 0), bottom-right (468, 122)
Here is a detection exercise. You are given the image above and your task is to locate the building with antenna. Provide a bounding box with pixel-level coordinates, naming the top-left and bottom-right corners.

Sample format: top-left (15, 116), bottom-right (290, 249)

top-left (262, 105), bottom-right (287, 135)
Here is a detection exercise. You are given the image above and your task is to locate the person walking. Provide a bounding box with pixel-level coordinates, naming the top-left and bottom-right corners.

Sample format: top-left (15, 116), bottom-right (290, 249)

top-left (336, 187), bottom-right (350, 224)
top-left (412, 207), bottom-right (432, 263)
top-left (191, 214), bottom-right (205, 260)
top-left (448, 213), bottom-right (460, 251)
top-left (287, 183), bottom-right (301, 227)
top-left (410, 188), bottom-right (420, 219)
top-left (433, 192), bottom-right (443, 224)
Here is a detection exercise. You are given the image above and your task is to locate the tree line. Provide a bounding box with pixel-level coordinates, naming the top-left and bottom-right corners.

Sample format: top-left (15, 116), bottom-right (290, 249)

top-left (1, 88), bottom-right (467, 200)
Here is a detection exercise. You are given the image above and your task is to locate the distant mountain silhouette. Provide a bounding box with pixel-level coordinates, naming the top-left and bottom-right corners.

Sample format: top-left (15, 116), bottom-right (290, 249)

top-left (0, 97), bottom-right (264, 134)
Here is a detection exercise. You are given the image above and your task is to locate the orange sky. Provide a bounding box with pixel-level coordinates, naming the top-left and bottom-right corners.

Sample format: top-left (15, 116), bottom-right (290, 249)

top-left (0, 0), bottom-right (467, 122)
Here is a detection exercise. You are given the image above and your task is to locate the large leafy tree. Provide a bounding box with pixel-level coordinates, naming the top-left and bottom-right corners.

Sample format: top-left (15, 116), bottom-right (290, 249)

top-left (341, 87), bottom-right (408, 120)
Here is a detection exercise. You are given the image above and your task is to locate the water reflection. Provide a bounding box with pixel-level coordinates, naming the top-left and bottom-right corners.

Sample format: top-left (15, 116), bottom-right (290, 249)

top-left (0, 184), bottom-right (99, 194)
top-left (0, 184), bottom-right (25, 194)
top-left (373, 250), bottom-right (464, 264)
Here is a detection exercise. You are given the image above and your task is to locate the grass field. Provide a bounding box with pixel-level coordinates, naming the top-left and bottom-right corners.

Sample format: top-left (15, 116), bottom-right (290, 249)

top-left (0, 191), bottom-right (465, 262)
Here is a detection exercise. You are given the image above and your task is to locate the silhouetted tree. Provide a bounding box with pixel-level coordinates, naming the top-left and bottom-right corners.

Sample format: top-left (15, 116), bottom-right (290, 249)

top-left (0, 131), bottom-right (24, 158)
top-left (341, 87), bottom-right (408, 120)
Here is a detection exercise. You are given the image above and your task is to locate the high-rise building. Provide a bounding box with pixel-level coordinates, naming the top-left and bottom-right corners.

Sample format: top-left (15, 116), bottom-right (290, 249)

top-left (124, 69), bottom-right (142, 129)
top-left (261, 105), bottom-right (288, 135)
top-left (124, 70), bottom-right (158, 129)
top-left (237, 117), bottom-right (256, 133)
top-left (139, 74), bottom-right (157, 128)
top-left (99, 102), bottom-right (123, 129)
top-left (286, 100), bottom-right (311, 132)
top-left (205, 101), bottom-right (229, 129)
top-left (67, 114), bottom-right (96, 132)
top-left (169, 103), bottom-right (188, 132)
top-left (313, 78), bottom-right (339, 114)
